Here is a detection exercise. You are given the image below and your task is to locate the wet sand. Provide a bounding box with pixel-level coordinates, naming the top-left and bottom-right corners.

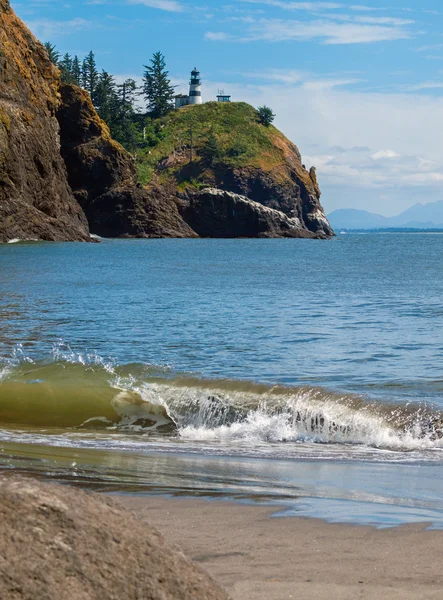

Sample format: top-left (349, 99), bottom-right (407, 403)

top-left (118, 496), bottom-right (443, 600)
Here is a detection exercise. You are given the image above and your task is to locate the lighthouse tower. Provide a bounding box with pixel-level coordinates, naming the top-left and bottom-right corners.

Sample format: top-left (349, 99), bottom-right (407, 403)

top-left (189, 68), bottom-right (202, 105)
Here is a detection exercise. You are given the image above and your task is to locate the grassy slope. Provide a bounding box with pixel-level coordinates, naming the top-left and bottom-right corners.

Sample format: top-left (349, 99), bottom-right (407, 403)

top-left (137, 102), bottom-right (310, 190)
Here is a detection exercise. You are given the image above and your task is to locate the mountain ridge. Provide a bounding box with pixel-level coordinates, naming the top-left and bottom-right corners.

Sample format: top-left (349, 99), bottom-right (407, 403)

top-left (329, 200), bottom-right (443, 230)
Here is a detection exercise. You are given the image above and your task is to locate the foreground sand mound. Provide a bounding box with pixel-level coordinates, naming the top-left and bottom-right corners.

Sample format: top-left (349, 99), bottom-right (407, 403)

top-left (0, 475), bottom-right (230, 600)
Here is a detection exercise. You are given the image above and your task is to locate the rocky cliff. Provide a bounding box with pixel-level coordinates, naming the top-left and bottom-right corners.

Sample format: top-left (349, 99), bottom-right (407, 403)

top-left (182, 188), bottom-right (327, 238)
top-left (0, 0), bottom-right (89, 242)
top-left (140, 102), bottom-right (334, 239)
top-left (57, 84), bottom-right (196, 238)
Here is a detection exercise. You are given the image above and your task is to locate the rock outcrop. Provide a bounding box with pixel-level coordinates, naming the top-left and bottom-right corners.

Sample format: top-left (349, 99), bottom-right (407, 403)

top-left (0, 475), bottom-right (230, 600)
top-left (57, 84), bottom-right (196, 238)
top-left (0, 1), bottom-right (89, 242)
top-left (87, 183), bottom-right (197, 238)
top-left (181, 188), bottom-right (326, 238)
top-left (216, 162), bottom-right (333, 238)
top-left (57, 84), bottom-right (136, 209)
top-left (137, 101), bottom-right (334, 239)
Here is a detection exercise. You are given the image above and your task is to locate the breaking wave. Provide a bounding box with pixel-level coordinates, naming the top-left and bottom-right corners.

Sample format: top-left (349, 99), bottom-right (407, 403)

top-left (1, 346), bottom-right (443, 453)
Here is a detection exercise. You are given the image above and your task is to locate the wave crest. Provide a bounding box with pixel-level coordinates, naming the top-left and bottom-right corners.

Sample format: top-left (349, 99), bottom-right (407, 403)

top-left (0, 349), bottom-right (442, 451)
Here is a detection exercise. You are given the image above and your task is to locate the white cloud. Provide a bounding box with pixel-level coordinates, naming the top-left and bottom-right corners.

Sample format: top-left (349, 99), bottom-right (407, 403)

top-left (401, 81), bottom-right (443, 91)
top-left (205, 31), bottom-right (231, 41)
top-left (25, 18), bottom-right (91, 39)
top-left (127, 0), bottom-right (184, 12)
top-left (239, 1), bottom-right (343, 9)
top-left (206, 17), bottom-right (413, 45)
top-left (371, 150), bottom-right (400, 160)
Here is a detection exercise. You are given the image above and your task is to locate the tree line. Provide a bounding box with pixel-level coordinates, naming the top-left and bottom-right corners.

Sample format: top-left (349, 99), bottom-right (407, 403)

top-left (43, 43), bottom-right (276, 157)
top-left (44, 44), bottom-right (177, 152)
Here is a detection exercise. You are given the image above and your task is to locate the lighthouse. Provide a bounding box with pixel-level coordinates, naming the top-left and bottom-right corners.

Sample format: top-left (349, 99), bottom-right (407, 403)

top-left (189, 68), bottom-right (202, 105)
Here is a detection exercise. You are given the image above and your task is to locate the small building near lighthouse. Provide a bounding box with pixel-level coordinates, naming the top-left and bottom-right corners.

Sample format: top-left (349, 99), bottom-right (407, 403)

top-left (217, 89), bottom-right (231, 103)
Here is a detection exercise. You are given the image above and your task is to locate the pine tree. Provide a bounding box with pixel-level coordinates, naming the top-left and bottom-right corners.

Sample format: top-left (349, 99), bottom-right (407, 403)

top-left (117, 79), bottom-right (138, 124)
top-left (114, 79), bottom-right (140, 152)
top-left (142, 52), bottom-right (175, 118)
top-left (256, 106), bottom-right (276, 127)
top-left (94, 70), bottom-right (118, 125)
top-left (72, 56), bottom-right (82, 86)
top-left (44, 42), bottom-right (60, 66)
top-left (202, 130), bottom-right (222, 167)
top-left (82, 51), bottom-right (99, 99)
top-left (118, 79), bottom-right (138, 112)
top-left (81, 59), bottom-right (88, 89)
top-left (59, 53), bottom-right (75, 84)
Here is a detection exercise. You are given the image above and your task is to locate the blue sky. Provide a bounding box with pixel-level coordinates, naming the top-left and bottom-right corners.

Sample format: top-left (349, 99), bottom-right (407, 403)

top-left (11, 0), bottom-right (443, 215)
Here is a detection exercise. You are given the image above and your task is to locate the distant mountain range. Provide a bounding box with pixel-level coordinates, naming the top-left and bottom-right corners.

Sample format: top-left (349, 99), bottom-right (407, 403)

top-left (328, 200), bottom-right (443, 230)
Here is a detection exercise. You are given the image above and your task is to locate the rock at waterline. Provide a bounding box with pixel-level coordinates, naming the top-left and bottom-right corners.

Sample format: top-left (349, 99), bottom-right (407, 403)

top-left (181, 188), bottom-right (332, 239)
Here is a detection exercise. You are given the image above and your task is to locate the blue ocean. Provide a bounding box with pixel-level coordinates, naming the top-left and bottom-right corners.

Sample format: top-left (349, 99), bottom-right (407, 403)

top-left (1, 234), bottom-right (443, 528)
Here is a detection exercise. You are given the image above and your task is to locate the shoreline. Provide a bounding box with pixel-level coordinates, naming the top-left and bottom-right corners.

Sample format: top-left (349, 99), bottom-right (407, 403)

top-left (117, 494), bottom-right (443, 600)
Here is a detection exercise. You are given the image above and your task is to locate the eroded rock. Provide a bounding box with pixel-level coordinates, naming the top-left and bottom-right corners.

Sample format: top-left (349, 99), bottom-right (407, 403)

top-left (181, 188), bottom-right (328, 238)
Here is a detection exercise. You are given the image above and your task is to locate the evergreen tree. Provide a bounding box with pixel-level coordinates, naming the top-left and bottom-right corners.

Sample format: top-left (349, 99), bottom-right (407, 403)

top-left (43, 42), bottom-right (60, 66)
top-left (72, 56), bottom-right (82, 86)
top-left (82, 51), bottom-right (99, 99)
top-left (256, 105), bottom-right (276, 127)
top-left (59, 53), bottom-right (75, 84)
top-left (114, 79), bottom-right (141, 152)
top-left (142, 52), bottom-right (175, 118)
top-left (81, 59), bottom-right (88, 89)
top-left (118, 79), bottom-right (139, 119)
top-left (202, 130), bottom-right (222, 167)
top-left (94, 70), bottom-right (118, 125)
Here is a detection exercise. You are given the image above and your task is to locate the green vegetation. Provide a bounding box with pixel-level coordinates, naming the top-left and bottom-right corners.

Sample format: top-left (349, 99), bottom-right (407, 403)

top-left (136, 101), bottom-right (289, 187)
top-left (256, 105), bottom-right (276, 127)
top-left (42, 46), bottom-right (179, 153)
top-left (42, 44), bottom-right (281, 186)
top-left (43, 42), bottom-right (60, 66)
top-left (142, 52), bottom-right (176, 119)
top-left (81, 50), bottom-right (99, 97)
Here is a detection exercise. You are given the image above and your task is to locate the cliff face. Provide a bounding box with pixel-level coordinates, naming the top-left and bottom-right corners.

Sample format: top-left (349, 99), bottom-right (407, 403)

top-left (0, 1), bottom-right (89, 242)
top-left (57, 84), bottom-right (136, 208)
top-left (57, 84), bottom-right (196, 238)
top-left (181, 189), bottom-right (326, 239)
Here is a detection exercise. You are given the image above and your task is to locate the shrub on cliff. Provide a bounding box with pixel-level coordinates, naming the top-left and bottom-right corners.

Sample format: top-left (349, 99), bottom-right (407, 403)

top-left (256, 105), bottom-right (276, 127)
top-left (201, 130), bottom-right (223, 167)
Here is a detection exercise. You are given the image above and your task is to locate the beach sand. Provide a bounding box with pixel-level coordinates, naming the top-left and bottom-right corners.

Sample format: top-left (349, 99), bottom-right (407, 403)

top-left (118, 496), bottom-right (443, 600)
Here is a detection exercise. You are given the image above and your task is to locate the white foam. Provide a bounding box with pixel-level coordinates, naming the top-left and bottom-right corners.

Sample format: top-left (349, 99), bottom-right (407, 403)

top-left (141, 383), bottom-right (443, 452)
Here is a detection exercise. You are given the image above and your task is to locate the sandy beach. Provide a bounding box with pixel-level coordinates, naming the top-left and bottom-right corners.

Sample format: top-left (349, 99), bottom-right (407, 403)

top-left (118, 495), bottom-right (443, 600)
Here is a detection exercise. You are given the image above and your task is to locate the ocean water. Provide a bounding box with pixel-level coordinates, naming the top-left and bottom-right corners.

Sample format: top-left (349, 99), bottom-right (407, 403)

top-left (1, 234), bottom-right (443, 527)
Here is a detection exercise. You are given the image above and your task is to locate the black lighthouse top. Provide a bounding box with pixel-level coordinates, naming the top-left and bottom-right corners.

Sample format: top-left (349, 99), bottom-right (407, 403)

top-left (190, 68), bottom-right (201, 85)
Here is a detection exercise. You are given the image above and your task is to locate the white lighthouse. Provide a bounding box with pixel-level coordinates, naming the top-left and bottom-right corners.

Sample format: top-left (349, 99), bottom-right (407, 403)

top-left (189, 68), bottom-right (202, 105)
